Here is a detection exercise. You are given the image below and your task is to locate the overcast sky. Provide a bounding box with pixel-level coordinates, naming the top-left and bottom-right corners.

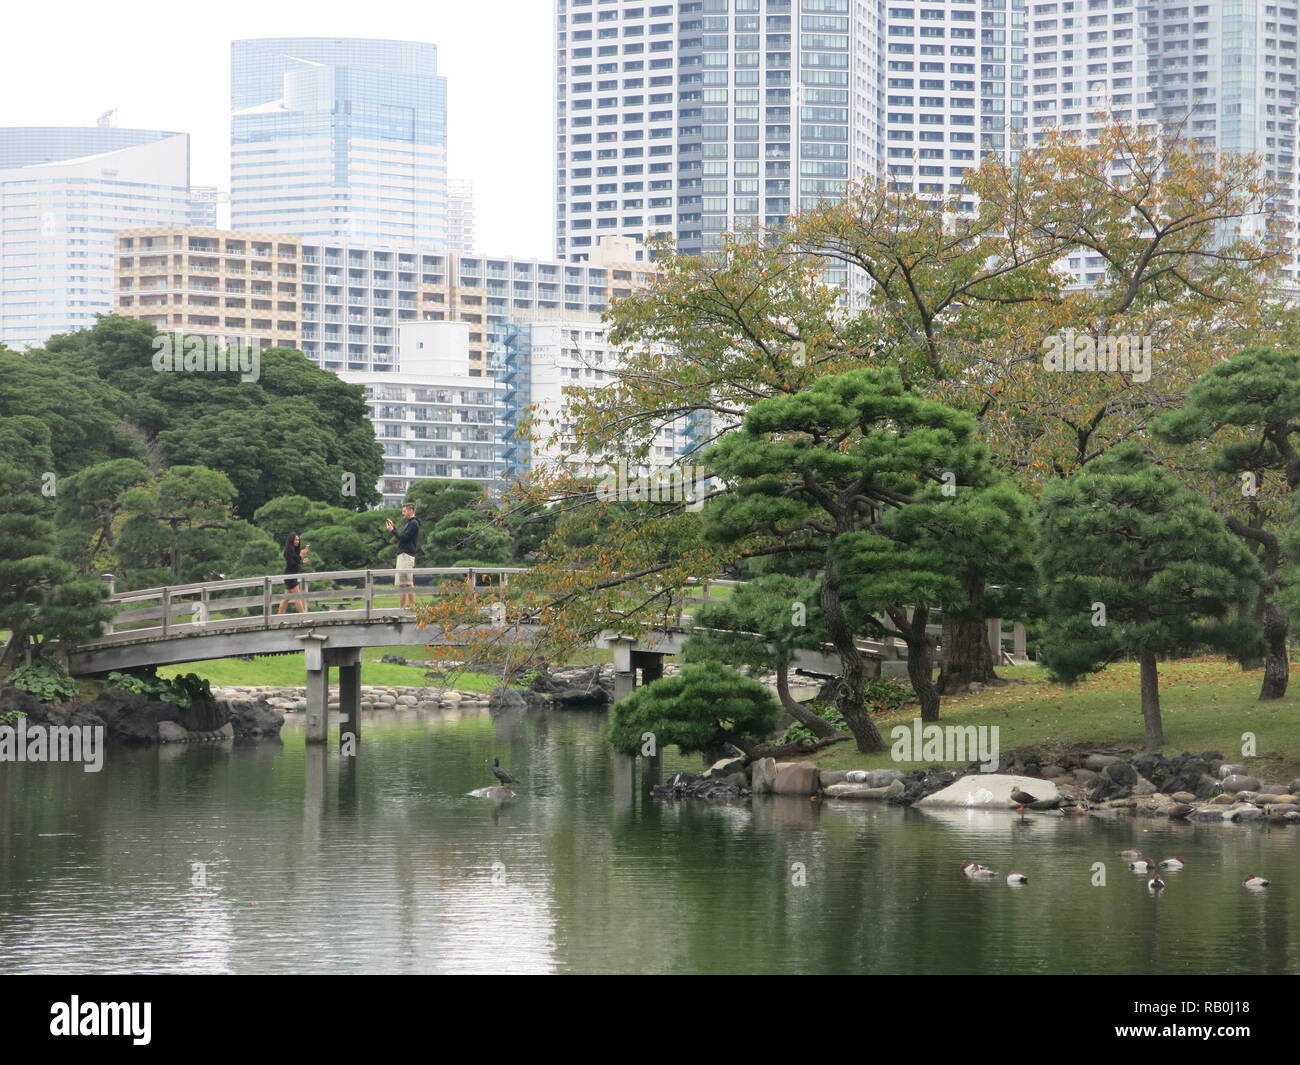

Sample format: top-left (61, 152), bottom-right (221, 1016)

top-left (6, 0), bottom-right (555, 258)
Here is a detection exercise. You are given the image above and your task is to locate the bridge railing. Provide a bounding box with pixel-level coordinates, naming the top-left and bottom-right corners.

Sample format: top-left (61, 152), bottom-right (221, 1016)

top-left (90, 569), bottom-right (1028, 661)
top-left (96, 567), bottom-right (529, 641)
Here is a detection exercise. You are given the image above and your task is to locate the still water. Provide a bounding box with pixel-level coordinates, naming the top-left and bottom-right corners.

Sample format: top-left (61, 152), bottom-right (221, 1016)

top-left (0, 704), bottom-right (1295, 974)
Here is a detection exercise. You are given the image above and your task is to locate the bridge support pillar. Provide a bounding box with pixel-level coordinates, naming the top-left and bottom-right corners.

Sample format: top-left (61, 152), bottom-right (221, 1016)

top-left (641, 750), bottom-right (662, 792)
top-left (612, 751), bottom-right (636, 810)
top-left (298, 632), bottom-right (331, 744)
top-left (632, 650), bottom-right (664, 686)
top-left (328, 648), bottom-right (362, 754)
top-left (610, 637), bottom-right (637, 702)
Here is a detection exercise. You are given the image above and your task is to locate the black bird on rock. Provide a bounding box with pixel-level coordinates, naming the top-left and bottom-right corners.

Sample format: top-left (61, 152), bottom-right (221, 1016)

top-left (491, 758), bottom-right (518, 785)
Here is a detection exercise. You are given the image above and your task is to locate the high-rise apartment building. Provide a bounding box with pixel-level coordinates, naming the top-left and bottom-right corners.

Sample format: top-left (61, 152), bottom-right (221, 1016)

top-left (882, 1), bottom-right (1027, 205)
top-left (230, 38), bottom-right (449, 247)
top-left (556, 1), bottom-right (1299, 287)
top-left (0, 128), bottom-right (190, 348)
top-left (1028, 1), bottom-right (1299, 287)
top-left (554, 0), bottom-right (886, 262)
top-left (447, 178), bottom-right (477, 252)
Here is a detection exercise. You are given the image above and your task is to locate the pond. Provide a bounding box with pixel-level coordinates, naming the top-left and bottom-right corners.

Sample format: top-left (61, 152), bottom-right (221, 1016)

top-left (0, 704), bottom-right (1294, 974)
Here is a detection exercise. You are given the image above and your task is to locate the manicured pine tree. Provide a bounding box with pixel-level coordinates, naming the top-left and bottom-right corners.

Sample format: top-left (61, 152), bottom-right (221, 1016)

top-left (682, 573), bottom-right (840, 739)
top-left (1035, 444), bottom-right (1262, 749)
top-left (608, 662), bottom-right (780, 760)
top-left (700, 367), bottom-right (1032, 751)
top-left (1153, 346), bottom-right (1300, 699)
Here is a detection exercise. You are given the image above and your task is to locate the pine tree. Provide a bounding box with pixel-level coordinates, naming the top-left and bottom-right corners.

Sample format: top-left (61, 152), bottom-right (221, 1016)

top-left (700, 368), bottom-right (1032, 752)
top-left (1035, 445), bottom-right (1262, 749)
top-left (1154, 346), bottom-right (1300, 699)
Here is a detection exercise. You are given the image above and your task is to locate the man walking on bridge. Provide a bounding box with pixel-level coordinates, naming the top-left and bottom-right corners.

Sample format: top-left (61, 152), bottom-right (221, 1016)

top-left (385, 503), bottom-right (421, 611)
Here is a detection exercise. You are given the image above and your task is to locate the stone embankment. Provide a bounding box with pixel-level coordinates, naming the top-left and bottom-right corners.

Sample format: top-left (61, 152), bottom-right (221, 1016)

top-left (655, 748), bottom-right (1300, 824)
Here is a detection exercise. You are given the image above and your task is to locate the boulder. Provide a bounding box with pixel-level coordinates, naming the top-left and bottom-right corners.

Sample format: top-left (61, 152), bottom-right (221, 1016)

top-left (1085, 753), bottom-right (1124, 771)
top-left (1289, 778), bottom-right (1300, 796)
top-left (706, 755), bottom-right (747, 779)
top-left (1135, 794), bottom-right (1174, 817)
top-left (1218, 763), bottom-right (1249, 779)
top-left (1041, 765), bottom-right (1067, 778)
top-left (548, 687), bottom-right (611, 708)
top-left (1170, 791), bottom-right (1197, 804)
top-left (772, 761), bottom-right (821, 797)
top-left (1256, 784), bottom-right (1290, 795)
top-left (223, 697), bottom-right (284, 741)
top-left (1088, 760), bottom-right (1138, 802)
top-left (1194, 773), bottom-right (1221, 800)
top-left (750, 757), bottom-right (777, 796)
top-left (157, 721), bottom-right (190, 743)
top-left (488, 686), bottom-right (528, 712)
top-left (824, 779), bottom-right (906, 801)
top-left (1230, 805), bottom-right (1264, 823)
top-left (1266, 794), bottom-right (1299, 805)
top-left (466, 786), bottom-right (516, 800)
top-left (845, 768), bottom-right (906, 787)
top-left (1220, 774), bottom-right (1259, 793)
top-left (1209, 793), bottom-right (1237, 805)
top-left (1191, 807), bottom-right (1227, 822)
top-left (819, 770), bottom-right (850, 787)
top-left (1132, 774), bottom-right (1157, 797)
top-left (914, 774), bottom-right (1059, 809)
top-left (1132, 752), bottom-right (1173, 789)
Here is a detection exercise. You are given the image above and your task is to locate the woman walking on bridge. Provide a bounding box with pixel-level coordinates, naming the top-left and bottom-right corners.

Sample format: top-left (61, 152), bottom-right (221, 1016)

top-left (277, 532), bottom-right (309, 614)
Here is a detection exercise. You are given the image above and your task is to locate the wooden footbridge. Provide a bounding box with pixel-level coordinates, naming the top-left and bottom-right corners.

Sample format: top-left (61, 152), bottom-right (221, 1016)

top-left (61, 567), bottom-right (1029, 748)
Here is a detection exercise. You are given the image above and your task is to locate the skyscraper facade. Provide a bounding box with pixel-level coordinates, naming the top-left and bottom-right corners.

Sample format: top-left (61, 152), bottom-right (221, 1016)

top-left (554, 0), bottom-right (886, 262)
top-left (230, 38), bottom-right (449, 247)
top-left (0, 128), bottom-right (190, 348)
top-left (555, 1), bottom-right (1299, 286)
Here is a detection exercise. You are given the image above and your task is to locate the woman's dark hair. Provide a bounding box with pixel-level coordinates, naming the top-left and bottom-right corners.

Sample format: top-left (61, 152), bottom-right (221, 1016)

top-left (283, 532), bottom-right (301, 555)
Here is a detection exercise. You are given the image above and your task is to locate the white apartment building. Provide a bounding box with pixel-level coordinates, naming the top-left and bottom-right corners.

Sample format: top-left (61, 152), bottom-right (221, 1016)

top-left (447, 178), bottom-right (477, 253)
top-left (341, 322), bottom-right (504, 505)
top-left (512, 319), bottom-right (693, 481)
top-left (0, 132), bottom-right (191, 348)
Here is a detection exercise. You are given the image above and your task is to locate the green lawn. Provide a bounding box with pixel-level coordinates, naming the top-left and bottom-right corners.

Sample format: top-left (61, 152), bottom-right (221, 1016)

top-left (809, 658), bottom-right (1300, 783)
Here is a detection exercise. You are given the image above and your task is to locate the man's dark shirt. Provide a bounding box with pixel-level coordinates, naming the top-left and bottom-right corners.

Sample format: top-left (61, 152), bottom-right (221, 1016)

top-left (394, 517), bottom-right (420, 556)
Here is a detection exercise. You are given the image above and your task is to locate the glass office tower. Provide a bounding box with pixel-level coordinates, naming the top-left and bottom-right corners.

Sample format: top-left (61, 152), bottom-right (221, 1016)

top-left (231, 38), bottom-right (449, 247)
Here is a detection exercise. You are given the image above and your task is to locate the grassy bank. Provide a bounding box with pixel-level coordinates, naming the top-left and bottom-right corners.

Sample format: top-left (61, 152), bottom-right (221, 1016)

top-left (808, 658), bottom-right (1300, 783)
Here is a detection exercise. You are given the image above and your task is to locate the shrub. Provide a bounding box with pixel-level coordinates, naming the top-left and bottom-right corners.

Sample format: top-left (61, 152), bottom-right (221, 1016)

top-left (9, 662), bottom-right (79, 704)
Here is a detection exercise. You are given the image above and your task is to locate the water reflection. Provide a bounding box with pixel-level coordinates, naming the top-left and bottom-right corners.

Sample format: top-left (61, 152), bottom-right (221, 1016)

top-left (0, 705), bottom-right (1295, 974)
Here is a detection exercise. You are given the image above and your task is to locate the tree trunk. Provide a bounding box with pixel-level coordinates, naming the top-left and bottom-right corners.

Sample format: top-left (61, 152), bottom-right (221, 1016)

top-left (1139, 648), bottom-right (1163, 750)
top-left (820, 572), bottom-right (885, 753)
top-left (776, 663), bottom-right (840, 738)
top-left (895, 606), bottom-right (941, 723)
top-left (936, 614), bottom-right (1003, 694)
top-left (1259, 599), bottom-right (1289, 700)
